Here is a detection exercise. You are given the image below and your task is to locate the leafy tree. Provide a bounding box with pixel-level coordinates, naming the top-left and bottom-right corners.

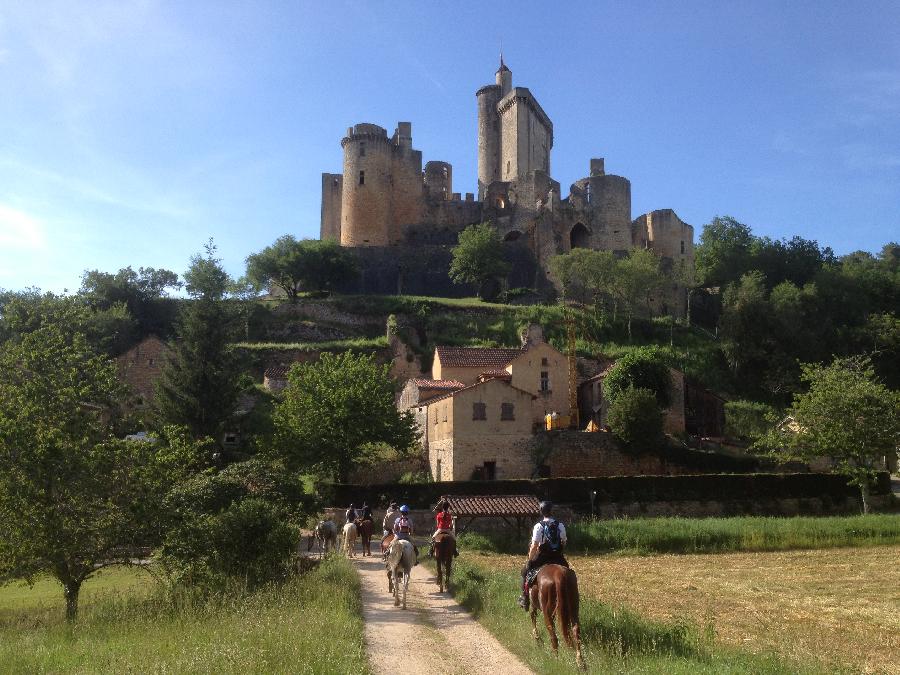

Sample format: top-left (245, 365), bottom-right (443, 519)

top-left (758, 356), bottom-right (900, 513)
top-left (0, 325), bottom-right (201, 620)
top-left (615, 249), bottom-right (665, 339)
top-left (695, 216), bottom-right (755, 287)
top-left (724, 400), bottom-right (776, 442)
top-left (273, 351), bottom-right (418, 482)
top-left (604, 346), bottom-right (673, 408)
top-left (550, 248), bottom-right (617, 310)
top-left (80, 266), bottom-right (181, 338)
top-left (154, 242), bottom-right (243, 440)
top-left (449, 222), bottom-right (511, 301)
top-left (607, 386), bottom-right (665, 451)
top-left (0, 288), bottom-right (137, 355)
top-left (245, 236), bottom-right (358, 301)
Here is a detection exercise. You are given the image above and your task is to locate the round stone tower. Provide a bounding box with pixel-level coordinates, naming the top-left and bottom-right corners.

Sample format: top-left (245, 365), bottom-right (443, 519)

top-left (341, 123), bottom-right (392, 246)
top-left (476, 64), bottom-right (504, 200)
top-left (424, 161), bottom-right (453, 199)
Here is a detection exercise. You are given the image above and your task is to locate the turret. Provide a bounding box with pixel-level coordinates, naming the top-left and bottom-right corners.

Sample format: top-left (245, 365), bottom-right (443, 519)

top-left (496, 57), bottom-right (512, 96)
top-left (340, 123), bottom-right (393, 246)
top-left (424, 161), bottom-right (453, 200)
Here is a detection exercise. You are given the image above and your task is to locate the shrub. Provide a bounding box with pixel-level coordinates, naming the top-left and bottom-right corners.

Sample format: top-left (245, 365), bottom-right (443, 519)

top-left (725, 399), bottom-right (776, 441)
top-left (604, 346), bottom-right (673, 408)
top-left (160, 457), bottom-right (313, 589)
top-left (607, 386), bottom-right (664, 451)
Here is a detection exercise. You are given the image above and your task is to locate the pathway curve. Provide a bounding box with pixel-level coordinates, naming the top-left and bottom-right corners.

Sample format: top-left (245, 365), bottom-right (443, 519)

top-left (353, 554), bottom-right (533, 675)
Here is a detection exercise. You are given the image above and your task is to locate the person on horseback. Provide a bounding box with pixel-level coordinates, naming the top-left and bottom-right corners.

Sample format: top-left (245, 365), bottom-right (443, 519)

top-left (345, 503), bottom-right (358, 524)
top-left (518, 500), bottom-right (568, 611)
top-left (382, 501), bottom-right (400, 536)
top-left (359, 502), bottom-right (373, 522)
top-left (428, 499), bottom-right (459, 558)
top-left (392, 504), bottom-right (419, 565)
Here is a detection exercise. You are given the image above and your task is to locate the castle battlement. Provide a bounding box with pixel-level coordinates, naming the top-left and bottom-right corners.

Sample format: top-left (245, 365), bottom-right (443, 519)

top-left (318, 58), bottom-right (695, 315)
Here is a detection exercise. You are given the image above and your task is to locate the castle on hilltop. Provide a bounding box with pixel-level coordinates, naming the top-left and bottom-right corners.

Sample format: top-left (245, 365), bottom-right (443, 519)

top-left (320, 58), bottom-right (694, 311)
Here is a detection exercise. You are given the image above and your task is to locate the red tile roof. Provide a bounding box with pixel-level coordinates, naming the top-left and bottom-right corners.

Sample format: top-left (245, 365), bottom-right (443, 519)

top-left (443, 494), bottom-right (541, 517)
top-left (435, 346), bottom-right (523, 369)
top-left (412, 378), bottom-right (466, 390)
top-left (425, 377), bottom-right (536, 405)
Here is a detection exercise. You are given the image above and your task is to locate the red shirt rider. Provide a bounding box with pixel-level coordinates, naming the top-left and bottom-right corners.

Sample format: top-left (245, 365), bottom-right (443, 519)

top-left (436, 510), bottom-right (453, 531)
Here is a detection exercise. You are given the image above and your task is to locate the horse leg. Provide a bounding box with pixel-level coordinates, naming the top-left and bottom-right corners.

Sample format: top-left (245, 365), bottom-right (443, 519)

top-left (401, 570), bottom-right (409, 610)
top-left (573, 622), bottom-right (585, 670)
top-left (393, 571), bottom-right (400, 606)
top-left (530, 603), bottom-right (540, 641)
top-left (543, 589), bottom-right (559, 655)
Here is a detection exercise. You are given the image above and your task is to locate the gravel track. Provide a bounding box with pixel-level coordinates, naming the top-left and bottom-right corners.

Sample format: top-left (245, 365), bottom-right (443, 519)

top-left (354, 554), bottom-right (532, 675)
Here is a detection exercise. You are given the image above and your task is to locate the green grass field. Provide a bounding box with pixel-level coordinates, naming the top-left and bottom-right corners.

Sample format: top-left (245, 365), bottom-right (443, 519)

top-left (0, 558), bottom-right (368, 674)
top-left (459, 513), bottom-right (900, 557)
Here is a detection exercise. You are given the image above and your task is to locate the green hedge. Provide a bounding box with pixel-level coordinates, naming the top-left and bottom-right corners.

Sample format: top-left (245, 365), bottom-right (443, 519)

top-left (323, 472), bottom-right (890, 510)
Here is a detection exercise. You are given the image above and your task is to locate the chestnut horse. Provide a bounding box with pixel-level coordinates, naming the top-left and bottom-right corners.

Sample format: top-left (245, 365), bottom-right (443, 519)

top-left (433, 532), bottom-right (454, 592)
top-left (529, 564), bottom-right (585, 669)
top-left (355, 518), bottom-right (374, 556)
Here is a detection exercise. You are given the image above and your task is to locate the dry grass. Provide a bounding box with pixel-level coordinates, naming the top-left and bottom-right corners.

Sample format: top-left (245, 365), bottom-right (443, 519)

top-left (471, 546), bottom-right (900, 674)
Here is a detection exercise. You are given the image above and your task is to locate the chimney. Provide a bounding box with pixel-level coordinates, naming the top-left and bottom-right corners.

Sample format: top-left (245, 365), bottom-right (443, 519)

top-left (521, 323), bottom-right (544, 348)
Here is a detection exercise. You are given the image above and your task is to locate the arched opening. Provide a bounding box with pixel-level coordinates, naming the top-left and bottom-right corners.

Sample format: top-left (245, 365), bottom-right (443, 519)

top-left (503, 230), bottom-right (522, 242)
top-left (495, 196), bottom-right (506, 209)
top-left (570, 223), bottom-right (590, 249)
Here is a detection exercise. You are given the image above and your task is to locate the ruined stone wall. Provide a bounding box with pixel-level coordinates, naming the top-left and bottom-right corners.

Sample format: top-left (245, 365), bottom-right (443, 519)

top-left (320, 173), bottom-right (342, 241)
top-left (117, 336), bottom-right (168, 407)
top-left (389, 142), bottom-right (424, 241)
top-left (424, 161), bottom-right (452, 199)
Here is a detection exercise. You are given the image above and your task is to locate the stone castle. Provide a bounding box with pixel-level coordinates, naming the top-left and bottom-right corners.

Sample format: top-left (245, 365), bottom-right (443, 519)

top-left (320, 58), bottom-right (694, 310)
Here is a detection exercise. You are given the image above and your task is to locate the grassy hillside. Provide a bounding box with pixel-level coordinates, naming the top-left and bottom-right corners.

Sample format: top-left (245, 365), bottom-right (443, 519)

top-left (243, 294), bottom-right (733, 395)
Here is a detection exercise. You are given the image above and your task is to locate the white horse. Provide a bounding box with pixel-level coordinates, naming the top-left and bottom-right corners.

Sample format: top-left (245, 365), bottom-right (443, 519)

top-left (342, 522), bottom-right (358, 558)
top-left (308, 519), bottom-right (337, 558)
top-left (385, 539), bottom-right (414, 609)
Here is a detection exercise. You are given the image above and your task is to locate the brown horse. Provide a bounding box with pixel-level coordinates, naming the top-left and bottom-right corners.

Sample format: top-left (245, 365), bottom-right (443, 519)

top-left (433, 532), bottom-right (454, 592)
top-left (355, 518), bottom-right (374, 556)
top-left (529, 564), bottom-right (585, 669)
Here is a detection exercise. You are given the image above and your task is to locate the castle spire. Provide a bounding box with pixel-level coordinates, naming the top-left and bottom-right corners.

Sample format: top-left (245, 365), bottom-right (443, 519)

top-left (495, 49), bottom-right (511, 95)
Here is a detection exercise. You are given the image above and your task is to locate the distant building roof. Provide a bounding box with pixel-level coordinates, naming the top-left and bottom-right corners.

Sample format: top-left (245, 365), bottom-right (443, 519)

top-left (435, 346), bottom-right (523, 369)
top-left (444, 494), bottom-right (540, 517)
top-left (264, 365), bottom-right (291, 379)
top-left (478, 369), bottom-right (512, 380)
top-left (425, 376), bottom-right (536, 405)
top-left (412, 378), bottom-right (467, 391)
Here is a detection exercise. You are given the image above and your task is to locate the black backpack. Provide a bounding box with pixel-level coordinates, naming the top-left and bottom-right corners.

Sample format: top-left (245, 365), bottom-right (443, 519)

top-left (541, 519), bottom-right (562, 552)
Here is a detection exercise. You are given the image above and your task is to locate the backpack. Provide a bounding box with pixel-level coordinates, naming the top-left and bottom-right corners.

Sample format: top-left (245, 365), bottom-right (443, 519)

top-left (541, 519), bottom-right (562, 552)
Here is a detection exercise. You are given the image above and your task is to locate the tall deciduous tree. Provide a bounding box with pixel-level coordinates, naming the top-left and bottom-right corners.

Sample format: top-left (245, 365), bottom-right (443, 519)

top-left (615, 249), bottom-right (665, 339)
top-left (273, 352), bottom-right (418, 482)
top-left (0, 325), bottom-right (200, 620)
top-left (759, 355), bottom-right (900, 513)
top-left (154, 242), bottom-right (242, 440)
top-left (245, 236), bottom-right (358, 301)
top-left (604, 346), bottom-right (673, 409)
top-left (449, 222), bottom-right (511, 301)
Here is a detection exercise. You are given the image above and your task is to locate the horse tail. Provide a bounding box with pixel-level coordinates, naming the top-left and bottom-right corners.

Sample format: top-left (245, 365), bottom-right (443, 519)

top-left (557, 568), bottom-right (579, 650)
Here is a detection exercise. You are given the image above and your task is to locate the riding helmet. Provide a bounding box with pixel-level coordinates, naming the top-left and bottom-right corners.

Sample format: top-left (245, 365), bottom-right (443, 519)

top-left (539, 500), bottom-right (553, 516)
top-left (400, 504), bottom-right (410, 514)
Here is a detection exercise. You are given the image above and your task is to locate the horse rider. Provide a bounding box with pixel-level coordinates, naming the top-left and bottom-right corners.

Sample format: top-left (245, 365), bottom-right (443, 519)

top-left (382, 501), bottom-right (400, 537)
top-left (345, 503), bottom-right (358, 524)
top-left (359, 502), bottom-right (373, 523)
top-left (428, 499), bottom-right (459, 558)
top-left (392, 504), bottom-right (419, 565)
top-left (518, 500), bottom-right (569, 611)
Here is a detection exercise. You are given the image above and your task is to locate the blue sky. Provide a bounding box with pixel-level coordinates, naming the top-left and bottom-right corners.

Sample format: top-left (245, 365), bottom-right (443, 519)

top-left (1, 1), bottom-right (898, 292)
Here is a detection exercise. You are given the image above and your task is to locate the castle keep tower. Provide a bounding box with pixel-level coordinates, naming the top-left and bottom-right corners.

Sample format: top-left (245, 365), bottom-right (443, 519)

top-left (337, 122), bottom-right (424, 246)
top-left (476, 58), bottom-right (553, 199)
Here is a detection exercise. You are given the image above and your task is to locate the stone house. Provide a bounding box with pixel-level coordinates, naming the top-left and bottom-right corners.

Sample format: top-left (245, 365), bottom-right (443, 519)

top-left (263, 365), bottom-right (291, 392)
top-left (116, 335), bottom-right (168, 408)
top-left (424, 376), bottom-right (535, 481)
top-left (430, 324), bottom-right (569, 424)
top-left (401, 324), bottom-right (572, 480)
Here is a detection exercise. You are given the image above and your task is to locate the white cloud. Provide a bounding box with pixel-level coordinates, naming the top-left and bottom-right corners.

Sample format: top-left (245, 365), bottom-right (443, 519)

top-left (0, 203), bottom-right (46, 250)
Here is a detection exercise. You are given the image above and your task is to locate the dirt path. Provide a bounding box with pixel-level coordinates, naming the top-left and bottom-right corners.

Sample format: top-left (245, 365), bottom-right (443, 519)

top-left (353, 554), bottom-right (533, 675)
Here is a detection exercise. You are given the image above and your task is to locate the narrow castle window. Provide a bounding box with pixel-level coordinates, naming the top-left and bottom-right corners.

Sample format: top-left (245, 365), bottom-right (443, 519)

top-left (473, 402), bottom-right (486, 420)
top-left (501, 402), bottom-right (515, 421)
top-left (540, 371), bottom-right (550, 392)
top-left (585, 183), bottom-right (592, 204)
top-left (359, 171), bottom-right (365, 185)
top-left (359, 142), bottom-right (366, 157)
top-left (436, 459), bottom-right (442, 481)
top-left (681, 240), bottom-right (685, 254)
top-left (506, 160), bottom-right (510, 176)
